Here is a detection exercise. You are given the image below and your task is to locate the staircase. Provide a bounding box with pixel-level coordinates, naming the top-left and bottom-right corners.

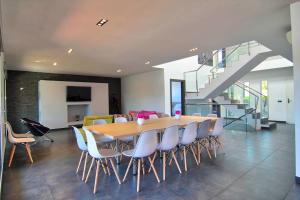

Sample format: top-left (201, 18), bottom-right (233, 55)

top-left (184, 41), bottom-right (276, 130)
top-left (185, 41), bottom-right (274, 100)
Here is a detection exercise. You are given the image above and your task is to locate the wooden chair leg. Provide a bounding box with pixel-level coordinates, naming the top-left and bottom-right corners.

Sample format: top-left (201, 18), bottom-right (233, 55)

top-left (213, 141), bottom-right (217, 158)
top-left (100, 160), bottom-right (108, 175)
top-left (142, 158), bottom-right (145, 175)
top-left (122, 157), bottom-right (133, 182)
top-left (25, 144), bottom-right (33, 164)
top-left (8, 144), bottom-right (16, 167)
top-left (183, 146), bottom-right (187, 171)
top-left (205, 139), bottom-right (212, 159)
top-left (109, 158), bottom-right (121, 184)
top-left (190, 145), bottom-right (199, 165)
top-left (105, 158), bottom-right (111, 176)
top-left (93, 160), bottom-right (100, 194)
top-left (82, 152), bottom-right (88, 181)
top-left (172, 150), bottom-right (182, 174)
top-left (137, 159), bottom-right (141, 192)
top-left (85, 158), bottom-right (95, 183)
top-left (163, 152), bottom-right (166, 181)
top-left (148, 151), bottom-right (157, 173)
top-left (147, 156), bottom-right (160, 183)
top-left (197, 142), bottom-right (201, 164)
top-left (76, 151), bottom-right (85, 174)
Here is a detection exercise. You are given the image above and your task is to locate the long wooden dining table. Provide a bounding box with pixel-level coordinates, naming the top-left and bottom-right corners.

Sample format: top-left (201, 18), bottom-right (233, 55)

top-left (85, 115), bottom-right (217, 174)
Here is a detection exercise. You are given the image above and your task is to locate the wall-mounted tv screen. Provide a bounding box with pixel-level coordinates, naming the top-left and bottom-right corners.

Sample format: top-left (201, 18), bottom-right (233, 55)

top-left (66, 86), bottom-right (91, 102)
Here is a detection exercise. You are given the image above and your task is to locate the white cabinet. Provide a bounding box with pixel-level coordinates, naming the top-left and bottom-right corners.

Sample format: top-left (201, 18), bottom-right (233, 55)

top-left (39, 80), bottom-right (109, 129)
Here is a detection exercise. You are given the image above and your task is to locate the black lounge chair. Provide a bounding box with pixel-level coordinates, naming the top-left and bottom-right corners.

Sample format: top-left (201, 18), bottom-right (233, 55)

top-left (20, 118), bottom-right (54, 142)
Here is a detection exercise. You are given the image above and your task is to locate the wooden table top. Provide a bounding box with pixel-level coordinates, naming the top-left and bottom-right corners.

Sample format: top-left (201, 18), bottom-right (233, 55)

top-left (85, 116), bottom-right (217, 139)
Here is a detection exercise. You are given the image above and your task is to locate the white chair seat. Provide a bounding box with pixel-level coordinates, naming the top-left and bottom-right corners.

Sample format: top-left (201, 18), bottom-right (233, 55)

top-left (13, 137), bottom-right (35, 143)
top-left (119, 136), bottom-right (134, 143)
top-left (94, 134), bottom-right (114, 143)
top-left (14, 133), bottom-right (34, 138)
top-left (97, 148), bottom-right (120, 158)
top-left (121, 149), bottom-right (135, 157)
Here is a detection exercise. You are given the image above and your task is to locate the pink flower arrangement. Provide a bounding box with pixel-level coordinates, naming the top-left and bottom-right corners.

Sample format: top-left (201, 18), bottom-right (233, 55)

top-left (175, 110), bottom-right (181, 115)
top-left (137, 113), bottom-right (144, 119)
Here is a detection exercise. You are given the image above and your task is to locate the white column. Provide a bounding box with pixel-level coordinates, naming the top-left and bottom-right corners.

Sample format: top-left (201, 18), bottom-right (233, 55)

top-left (291, 2), bottom-right (300, 182)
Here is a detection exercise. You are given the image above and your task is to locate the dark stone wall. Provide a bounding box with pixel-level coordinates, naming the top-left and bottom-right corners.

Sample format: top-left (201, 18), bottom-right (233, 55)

top-left (6, 70), bottom-right (121, 132)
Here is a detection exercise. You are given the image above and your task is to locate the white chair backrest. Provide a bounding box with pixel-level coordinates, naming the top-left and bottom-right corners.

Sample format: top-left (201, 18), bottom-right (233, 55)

top-left (133, 129), bottom-right (158, 158)
top-left (197, 120), bottom-right (211, 138)
top-left (72, 126), bottom-right (87, 151)
top-left (5, 122), bottom-right (16, 143)
top-left (83, 128), bottom-right (100, 159)
top-left (211, 118), bottom-right (224, 137)
top-left (93, 119), bottom-right (107, 125)
top-left (207, 114), bottom-right (217, 118)
top-left (181, 122), bottom-right (198, 145)
top-left (193, 113), bottom-right (202, 116)
top-left (149, 114), bottom-right (159, 120)
top-left (160, 125), bottom-right (179, 150)
top-left (115, 117), bottom-right (127, 123)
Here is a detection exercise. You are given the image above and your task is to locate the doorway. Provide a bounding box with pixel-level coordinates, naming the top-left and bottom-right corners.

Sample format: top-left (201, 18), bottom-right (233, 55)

top-left (170, 79), bottom-right (185, 116)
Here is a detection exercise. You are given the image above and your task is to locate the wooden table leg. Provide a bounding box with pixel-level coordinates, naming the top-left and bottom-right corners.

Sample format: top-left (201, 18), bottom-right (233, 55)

top-left (115, 139), bottom-right (120, 164)
top-left (132, 136), bottom-right (137, 175)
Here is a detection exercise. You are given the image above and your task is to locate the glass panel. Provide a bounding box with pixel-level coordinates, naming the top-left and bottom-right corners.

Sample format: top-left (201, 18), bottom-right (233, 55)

top-left (261, 80), bottom-right (269, 118)
top-left (171, 81), bottom-right (182, 116)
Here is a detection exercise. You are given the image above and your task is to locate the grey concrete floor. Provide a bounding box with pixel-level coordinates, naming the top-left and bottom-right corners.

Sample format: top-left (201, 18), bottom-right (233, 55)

top-left (1, 123), bottom-right (299, 200)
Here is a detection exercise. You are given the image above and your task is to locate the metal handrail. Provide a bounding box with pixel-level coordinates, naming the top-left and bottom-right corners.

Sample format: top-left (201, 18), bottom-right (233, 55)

top-left (233, 82), bottom-right (259, 110)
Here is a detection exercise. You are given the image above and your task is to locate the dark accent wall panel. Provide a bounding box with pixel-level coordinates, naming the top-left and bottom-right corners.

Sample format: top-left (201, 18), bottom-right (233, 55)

top-left (6, 70), bottom-right (121, 132)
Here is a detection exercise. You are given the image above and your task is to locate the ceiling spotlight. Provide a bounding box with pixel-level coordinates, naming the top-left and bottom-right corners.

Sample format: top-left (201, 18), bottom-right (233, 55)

top-left (116, 69), bottom-right (122, 73)
top-left (145, 61), bottom-right (150, 65)
top-left (189, 47), bottom-right (198, 52)
top-left (67, 48), bottom-right (73, 54)
top-left (96, 19), bottom-right (109, 27)
top-left (53, 62), bottom-right (57, 66)
top-left (34, 60), bottom-right (41, 63)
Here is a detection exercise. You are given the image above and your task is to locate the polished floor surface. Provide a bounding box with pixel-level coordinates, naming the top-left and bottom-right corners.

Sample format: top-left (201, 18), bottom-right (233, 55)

top-left (1, 124), bottom-right (299, 200)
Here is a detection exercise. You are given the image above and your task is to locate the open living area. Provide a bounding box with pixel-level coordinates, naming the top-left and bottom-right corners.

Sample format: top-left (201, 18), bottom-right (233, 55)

top-left (0, 1), bottom-right (300, 199)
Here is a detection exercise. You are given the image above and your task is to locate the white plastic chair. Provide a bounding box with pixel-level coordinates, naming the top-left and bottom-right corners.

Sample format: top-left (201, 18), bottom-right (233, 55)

top-left (207, 113), bottom-right (217, 118)
top-left (122, 130), bottom-right (160, 192)
top-left (92, 119), bottom-right (115, 146)
top-left (149, 114), bottom-right (159, 119)
top-left (114, 117), bottom-right (134, 159)
top-left (196, 120), bottom-right (212, 163)
top-left (155, 125), bottom-right (182, 180)
top-left (83, 128), bottom-right (121, 194)
top-left (5, 122), bottom-right (35, 167)
top-left (72, 126), bottom-right (89, 181)
top-left (209, 118), bottom-right (224, 157)
top-left (179, 122), bottom-right (199, 171)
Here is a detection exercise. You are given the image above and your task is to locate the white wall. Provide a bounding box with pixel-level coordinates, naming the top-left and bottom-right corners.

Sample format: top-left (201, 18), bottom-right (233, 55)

top-left (291, 1), bottom-right (300, 180)
top-left (121, 70), bottom-right (165, 114)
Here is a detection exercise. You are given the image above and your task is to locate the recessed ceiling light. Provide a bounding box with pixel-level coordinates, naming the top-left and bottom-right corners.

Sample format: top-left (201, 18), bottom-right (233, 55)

top-left (96, 19), bottom-right (108, 27)
top-left (116, 69), bottom-right (122, 73)
top-left (145, 61), bottom-right (150, 65)
top-left (34, 60), bottom-right (41, 63)
top-left (189, 47), bottom-right (198, 52)
top-left (53, 62), bottom-right (57, 66)
top-left (67, 48), bottom-right (73, 54)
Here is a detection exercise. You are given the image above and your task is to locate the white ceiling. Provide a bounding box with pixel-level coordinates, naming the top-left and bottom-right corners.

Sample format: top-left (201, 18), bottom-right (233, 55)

top-left (0, 0), bottom-right (297, 77)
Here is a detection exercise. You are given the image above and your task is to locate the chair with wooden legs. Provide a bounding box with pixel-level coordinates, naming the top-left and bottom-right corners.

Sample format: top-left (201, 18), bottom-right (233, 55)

top-left (122, 129), bottom-right (160, 192)
top-left (92, 119), bottom-right (115, 149)
top-left (5, 122), bottom-right (35, 167)
top-left (150, 125), bottom-right (182, 181)
top-left (83, 128), bottom-right (121, 194)
top-left (209, 118), bottom-right (224, 158)
top-left (72, 126), bottom-right (89, 181)
top-left (178, 122), bottom-right (199, 172)
top-left (196, 120), bottom-right (212, 164)
top-left (114, 117), bottom-right (134, 161)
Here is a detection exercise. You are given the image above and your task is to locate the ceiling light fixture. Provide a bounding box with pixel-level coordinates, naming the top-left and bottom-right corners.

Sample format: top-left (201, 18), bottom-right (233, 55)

top-left (34, 60), bottom-right (41, 63)
top-left (96, 19), bottom-right (108, 27)
top-left (116, 69), bottom-right (122, 73)
top-left (145, 61), bottom-right (150, 65)
top-left (67, 48), bottom-right (73, 54)
top-left (53, 62), bottom-right (57, 66)
top-left (189, 47), bottom-right (198, 52)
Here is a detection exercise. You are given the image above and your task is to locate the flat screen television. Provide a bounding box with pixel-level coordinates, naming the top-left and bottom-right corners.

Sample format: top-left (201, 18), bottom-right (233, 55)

top-left (66, 86), bottom-right (91, 102)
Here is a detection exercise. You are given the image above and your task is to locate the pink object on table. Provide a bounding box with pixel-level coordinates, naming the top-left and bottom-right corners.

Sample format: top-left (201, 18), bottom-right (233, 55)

top-left (129, 110), bottom-right (158, 120)
top-left (137, 113), bottom-right (144, 119)
top-left (175, 110), bottom-right (181, 115)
